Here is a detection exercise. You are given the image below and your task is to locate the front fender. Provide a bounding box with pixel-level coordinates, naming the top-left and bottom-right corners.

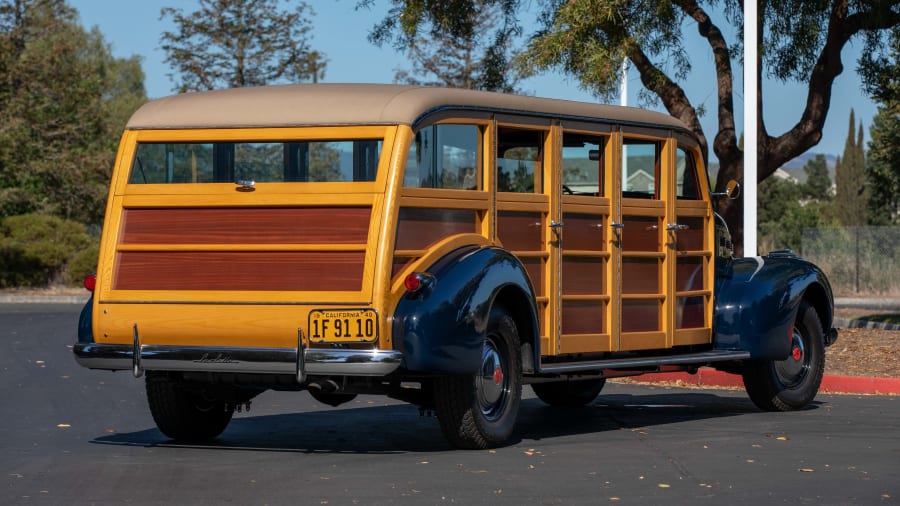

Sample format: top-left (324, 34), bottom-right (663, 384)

top-left (713, 253), bottom-right (834, 359)
top-left (392, 245), bottom-right (537, 374)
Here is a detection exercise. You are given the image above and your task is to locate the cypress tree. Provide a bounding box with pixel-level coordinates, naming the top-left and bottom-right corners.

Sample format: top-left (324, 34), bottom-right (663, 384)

top-left (834, 110), bottom-right (869, 226)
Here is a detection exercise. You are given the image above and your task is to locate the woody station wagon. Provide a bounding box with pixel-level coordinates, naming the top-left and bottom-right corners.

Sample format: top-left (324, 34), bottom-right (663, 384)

top-left (75, 84), bottom-right (838, 449)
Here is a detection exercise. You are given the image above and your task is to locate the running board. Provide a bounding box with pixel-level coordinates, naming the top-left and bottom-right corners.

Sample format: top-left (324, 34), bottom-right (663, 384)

top-left (538, 350), bottom-right (750, 374)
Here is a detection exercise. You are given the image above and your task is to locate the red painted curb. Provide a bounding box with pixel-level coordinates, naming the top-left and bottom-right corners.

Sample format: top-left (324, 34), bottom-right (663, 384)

top-left (619, 368), bottom-right (900, 395)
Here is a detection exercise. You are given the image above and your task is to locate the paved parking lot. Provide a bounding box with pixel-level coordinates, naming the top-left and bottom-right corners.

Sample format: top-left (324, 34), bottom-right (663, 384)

top-left (3, 303), bottom-right (898, 505)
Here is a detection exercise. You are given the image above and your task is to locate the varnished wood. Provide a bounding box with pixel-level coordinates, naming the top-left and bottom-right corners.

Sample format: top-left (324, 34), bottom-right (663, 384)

top-left (122, 207), bottom-right (371, 244)
top-left (394, 208), bottom-right (477, 250)
top-left (114, 251), bottom-right (364, 291)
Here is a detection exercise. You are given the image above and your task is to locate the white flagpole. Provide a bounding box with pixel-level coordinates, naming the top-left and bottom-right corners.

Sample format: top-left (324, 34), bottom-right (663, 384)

top-left (743, 1), bottom-right (758, 257)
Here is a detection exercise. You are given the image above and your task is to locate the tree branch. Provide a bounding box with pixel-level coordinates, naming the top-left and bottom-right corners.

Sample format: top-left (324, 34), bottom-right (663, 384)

top-left (626, 45), bottom-right (707, 162)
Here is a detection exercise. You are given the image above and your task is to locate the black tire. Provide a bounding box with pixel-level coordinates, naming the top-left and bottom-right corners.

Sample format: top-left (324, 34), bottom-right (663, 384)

top-left (531, 378), bottom-right (606, 407)
top-left (433, 308), bottom-right (522, 449)
top-left (145, 372), bottom-right (235, 442)
top-left (742, 301), bottom-right (826, 411)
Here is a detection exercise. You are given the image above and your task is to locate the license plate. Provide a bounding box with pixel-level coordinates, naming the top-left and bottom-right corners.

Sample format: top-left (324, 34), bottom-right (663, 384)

top-left (308, 309), bottom-right (378, 343)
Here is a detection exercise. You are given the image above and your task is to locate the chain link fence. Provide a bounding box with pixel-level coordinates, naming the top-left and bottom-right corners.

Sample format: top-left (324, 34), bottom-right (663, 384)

top-left (801, 227), bottom-right (900, 296)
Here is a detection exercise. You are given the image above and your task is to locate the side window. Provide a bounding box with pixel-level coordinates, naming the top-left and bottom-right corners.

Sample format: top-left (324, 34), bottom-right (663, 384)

top-left (622, 139), bottom-right (660, 199)
top-left (676, 146), bottom-right (701, 200)
top-left (562, 132), bottom-right (606, 196)
top-left (497, 127), bottom-right (544, 193)
top-left (404, 124), bottom-right (481, 189)
top-left (129, 140), bottom-right (381, 184)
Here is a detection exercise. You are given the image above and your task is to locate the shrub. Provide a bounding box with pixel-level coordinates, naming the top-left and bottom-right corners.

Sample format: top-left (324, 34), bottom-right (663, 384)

top-left (64, 242), bottom-right (100, 286)
top-left (0, 213), bottom-right (92, 287)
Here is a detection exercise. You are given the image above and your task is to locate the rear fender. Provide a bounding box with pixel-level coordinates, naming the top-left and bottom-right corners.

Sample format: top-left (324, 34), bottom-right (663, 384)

top-left (78, 295), bottom-right (94, 344)
top-left (392, 245), bottom-right (538, 375)
top-left (713, 254), bottom-right (835, 359)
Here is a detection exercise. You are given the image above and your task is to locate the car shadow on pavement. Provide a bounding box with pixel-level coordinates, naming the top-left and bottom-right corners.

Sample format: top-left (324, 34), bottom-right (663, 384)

top-left (90, 389), bottom-right (813, 453)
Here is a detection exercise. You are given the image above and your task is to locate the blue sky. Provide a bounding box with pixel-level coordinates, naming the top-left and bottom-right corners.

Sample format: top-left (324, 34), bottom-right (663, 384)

top-left (70, 0), bottom-right (878, 163)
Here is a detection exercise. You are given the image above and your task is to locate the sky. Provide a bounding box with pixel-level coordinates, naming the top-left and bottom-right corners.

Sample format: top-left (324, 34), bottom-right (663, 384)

top-left (69, 0), bottom-right (880, 163)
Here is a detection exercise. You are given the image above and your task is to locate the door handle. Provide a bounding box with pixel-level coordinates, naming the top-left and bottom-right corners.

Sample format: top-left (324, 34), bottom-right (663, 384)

top-left (666, 223), bottom-right (690, 231)
top-left (549, 221), bottom-right (564, 229)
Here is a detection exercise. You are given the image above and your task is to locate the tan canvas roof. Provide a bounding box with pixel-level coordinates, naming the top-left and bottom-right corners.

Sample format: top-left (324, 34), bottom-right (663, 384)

top-left (126, 83), bottom-right (690, 134)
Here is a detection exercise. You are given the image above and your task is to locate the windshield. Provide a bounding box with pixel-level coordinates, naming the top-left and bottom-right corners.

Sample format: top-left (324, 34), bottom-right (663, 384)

top-left (129, 140), bottom-right (382, 184)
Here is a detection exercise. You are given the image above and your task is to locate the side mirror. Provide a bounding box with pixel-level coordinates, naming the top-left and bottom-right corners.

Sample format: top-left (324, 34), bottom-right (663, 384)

top-left (711, 180), bottom-right (741, 200)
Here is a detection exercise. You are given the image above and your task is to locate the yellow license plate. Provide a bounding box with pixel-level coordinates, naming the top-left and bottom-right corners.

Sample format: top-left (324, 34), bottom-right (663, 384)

top-left (308, 309), bottom-right (378, 343)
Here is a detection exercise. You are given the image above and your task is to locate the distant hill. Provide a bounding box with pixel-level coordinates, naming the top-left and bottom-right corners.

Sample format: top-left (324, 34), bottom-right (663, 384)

top-left (707, 152), bottom-right (837, 185)
top-left (780, 153), bottom-right (838, 183)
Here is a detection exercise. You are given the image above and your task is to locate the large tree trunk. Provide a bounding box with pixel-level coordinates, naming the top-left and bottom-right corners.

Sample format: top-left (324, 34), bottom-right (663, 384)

top-left (668, 0), bottom-right (899, 257)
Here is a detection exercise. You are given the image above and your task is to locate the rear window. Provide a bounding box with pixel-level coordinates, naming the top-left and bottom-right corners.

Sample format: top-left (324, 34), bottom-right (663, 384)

top-left (129, 140), bottom-right (382, 184)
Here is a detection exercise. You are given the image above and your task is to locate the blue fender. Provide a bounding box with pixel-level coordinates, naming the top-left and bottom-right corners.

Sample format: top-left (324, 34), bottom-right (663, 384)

top-left (713, 252), bottom-right (835, 359)
top-left (78, 295), bottom-right (94, 344)
top-left (392, 245), bottom-right (539, 375)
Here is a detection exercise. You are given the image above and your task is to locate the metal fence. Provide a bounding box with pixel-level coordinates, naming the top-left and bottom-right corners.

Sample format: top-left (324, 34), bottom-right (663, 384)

top-left (801, 226), bottom-right (900, 296)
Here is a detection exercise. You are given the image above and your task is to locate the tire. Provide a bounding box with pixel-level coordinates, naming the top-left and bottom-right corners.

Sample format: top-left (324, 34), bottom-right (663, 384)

top-left (433, 308), bottom-right (522, 449)
top-left (532, 378), bottom-right (606, 407)
top-left (145, 372), bottom-right (235, 442)
top-left (742, 301), bottom-right (826, 411)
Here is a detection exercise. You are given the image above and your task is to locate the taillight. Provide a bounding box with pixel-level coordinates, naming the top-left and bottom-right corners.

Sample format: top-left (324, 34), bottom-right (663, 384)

top-left (84, 274), bottom-right (96, 292)
top-left (404, 272), bottom-right (433, 293)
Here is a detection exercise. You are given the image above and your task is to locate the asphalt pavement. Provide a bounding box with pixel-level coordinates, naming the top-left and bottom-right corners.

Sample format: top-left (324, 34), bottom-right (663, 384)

top-left (1, 303), bottom-right (898, 505)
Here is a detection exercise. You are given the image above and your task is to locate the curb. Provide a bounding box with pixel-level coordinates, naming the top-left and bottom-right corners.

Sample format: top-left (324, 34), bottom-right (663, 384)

top-left (617, 368), bottom-right (900, 396)
top-left (0, 295), bottom-right (87, 304)
top-left (833, 317), bottom-right (900, 331)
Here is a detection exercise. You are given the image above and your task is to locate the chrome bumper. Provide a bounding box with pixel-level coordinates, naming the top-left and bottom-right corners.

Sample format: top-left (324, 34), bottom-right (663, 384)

top-left (73, 342), bottom-right (404, 383)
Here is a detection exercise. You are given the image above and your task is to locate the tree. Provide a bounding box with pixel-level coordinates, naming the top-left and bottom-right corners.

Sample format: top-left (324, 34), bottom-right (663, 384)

top-left (834, 110), bottom-right (869, 225)
top-left (365, 0), bottom-right (523, 92)
top-left (0, 0), bottom-right (146, 225)
top-left (160, 0), bottom-right (326, 92)
top-left (801, 154), bottom-right (832, 202)
top-left (526, 0), bottom-right (900, 254)
top-left (866, 104), bottom-right (900, 224)
top-left (757, 175), bottom-right (821, 253)
top-left (370, 1), bottom-right (900, 255)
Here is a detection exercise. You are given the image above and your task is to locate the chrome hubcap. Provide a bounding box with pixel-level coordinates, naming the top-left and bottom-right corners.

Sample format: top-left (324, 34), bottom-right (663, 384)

top-left (476, 338), bottom-right (507, 420)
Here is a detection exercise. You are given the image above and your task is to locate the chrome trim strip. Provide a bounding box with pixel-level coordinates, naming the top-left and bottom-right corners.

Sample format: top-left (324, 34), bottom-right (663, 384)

top-left (538, 350), bottom-right (751, 374)
top-left (73, 343), bottom-right (403, 378)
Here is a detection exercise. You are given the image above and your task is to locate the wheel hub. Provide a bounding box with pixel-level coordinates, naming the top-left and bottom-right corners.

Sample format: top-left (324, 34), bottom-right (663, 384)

top-left (775, 328), bottom-right (808, 387)
top-left (476, 339), bottom-right (507, 419)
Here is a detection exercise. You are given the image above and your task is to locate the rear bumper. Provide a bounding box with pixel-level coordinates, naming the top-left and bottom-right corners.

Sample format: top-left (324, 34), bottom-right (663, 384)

top-left (73, 342), bottom-right (403, 382)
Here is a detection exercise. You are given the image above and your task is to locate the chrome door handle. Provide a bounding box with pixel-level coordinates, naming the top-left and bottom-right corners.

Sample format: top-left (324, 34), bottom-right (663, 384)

top-left (666, 223), bottom-right (689, 231)
top-left (549, 221), bottom-right (565, 229)
top-left (235, 179), bottom-right (256, 192)
top-left (610, 222), bottom-right (625, 230)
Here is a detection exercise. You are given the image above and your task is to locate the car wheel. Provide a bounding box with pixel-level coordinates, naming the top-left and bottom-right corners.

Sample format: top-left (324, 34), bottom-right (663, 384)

top-left (434, 307), bottom-right (522, 449)
top-left (531, 378), bottom-right (606, 407)
top-left (145, 372), bottom-right (235, 442)
top-left (742, 300), bottom-right (826, 411)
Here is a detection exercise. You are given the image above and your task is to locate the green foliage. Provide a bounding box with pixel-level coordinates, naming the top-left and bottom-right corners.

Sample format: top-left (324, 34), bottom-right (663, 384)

top-left (866, 104), bottom-right (900, 224)
top-left (801, 154), bottom-right (832, 201)
top-left (0, 213), bottom-right (92, 287)
top-left (0, 0), bottom-right (147, 226)
top-left (366, 0), bottom-right (522, 91)
top-left (834, 110), bottom-right (869, 226)
top-left (160, 0), bottom-right (326, 92)
top-left (860, 25), bottom-right (900, 105)
top-left (757, 177), bottom-right (824, 253)
top-left (63, 240), bottom-right (99, 286)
